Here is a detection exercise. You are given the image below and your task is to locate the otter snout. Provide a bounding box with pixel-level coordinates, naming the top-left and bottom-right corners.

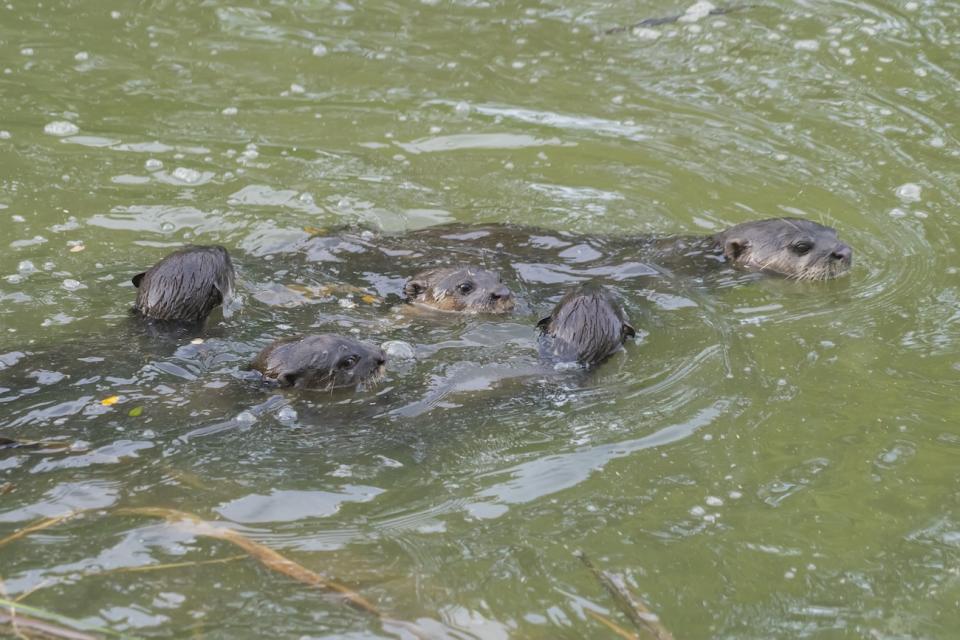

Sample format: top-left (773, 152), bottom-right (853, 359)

top-left (251, 334), bottom-right (386, 391)
top-left (489, 285), bottom-right (514, 310)
top-left (490, 285), bottom-right (511, 301)
top-left (831, 243), bottom-right (852, 264)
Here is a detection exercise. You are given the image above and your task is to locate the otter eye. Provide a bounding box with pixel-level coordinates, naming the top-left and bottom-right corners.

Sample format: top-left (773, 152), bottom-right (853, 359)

top-left (338, 355), bottom-right (359, 370)
top-left (457, 282), bottom-right (474, 295)
top-left (791, 241), bottom-right (813, 255)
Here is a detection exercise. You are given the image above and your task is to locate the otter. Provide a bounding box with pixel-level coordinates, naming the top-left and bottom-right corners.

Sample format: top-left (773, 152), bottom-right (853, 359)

top-left (537, 283), bottom-right (636, 368)
top-left (394, 217), bottom-right (852, 283)
top-left (132, 246), bottom-right (235, 325)
top-left (706, 217), bottom-right (852, 281)
top-left (250, 334), bottom-right (386, 390)
top-left (404, 266), bottom-right (515, 313)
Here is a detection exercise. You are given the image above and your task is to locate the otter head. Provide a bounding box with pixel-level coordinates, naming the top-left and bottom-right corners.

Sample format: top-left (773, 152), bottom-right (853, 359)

top-left (132, 245), bottom-right (235, 325)
top-left (712, 218), bottom-right (852, 281)
top-left (251, 334), bottom-right (387, 390)
top-left (403, 266), bottom-right (514, 314)
top-left (537, 283), bottom-right (636, 368)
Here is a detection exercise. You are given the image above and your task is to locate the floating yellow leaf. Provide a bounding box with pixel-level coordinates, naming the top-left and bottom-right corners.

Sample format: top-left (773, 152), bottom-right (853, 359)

top-left (128, 406), bottom-right (143, 417)
top-left (303, 226), bottom-right (327, 237)
top-left (361, 294), bottom-right (377, 304)
top-left (69, 243), bottom-right (85, 253)
top-left (285, 284), bottom-right (315, 296)
top-left (101, 395), bottom-right (120, 406)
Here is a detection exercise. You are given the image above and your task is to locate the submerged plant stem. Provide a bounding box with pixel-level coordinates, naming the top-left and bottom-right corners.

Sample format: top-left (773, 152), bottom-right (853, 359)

top-left (585, 608), bottom-right (640, 639)
top-left (0, 512), bottom-right (79, 550)
top-left (0, 611), bottom-right (100, 640)
top-left (0, 599), bottom-right (126, 639)
top-left (576, 551), bottom-right (675, 640)
top-left (115, 507), bottom-right (381, 616)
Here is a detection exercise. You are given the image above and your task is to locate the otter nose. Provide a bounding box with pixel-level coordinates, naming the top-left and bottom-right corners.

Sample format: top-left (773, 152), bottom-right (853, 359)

top-left (376, 351), bottom-right (387, 366)
top-left (490, 286), bottom-right (511, 301)
top-left (831, 244), bottom-right (852, 262)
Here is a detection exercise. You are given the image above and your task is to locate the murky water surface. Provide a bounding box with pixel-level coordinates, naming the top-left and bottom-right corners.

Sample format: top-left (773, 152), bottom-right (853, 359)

top-left (2, 1), bottom-right (960, 637)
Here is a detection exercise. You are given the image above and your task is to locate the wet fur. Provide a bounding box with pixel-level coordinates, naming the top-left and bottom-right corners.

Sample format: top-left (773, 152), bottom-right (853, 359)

top-left (250, 334), bottom-right (386, 391)
top-left (404, 266), bottom-right (514, 314)
top-left (711, 217), bottom-right (852, 281)
top-left (133, 246), bottom-right (235, 325)
top-left (537, 283), bottom-right (635, 368)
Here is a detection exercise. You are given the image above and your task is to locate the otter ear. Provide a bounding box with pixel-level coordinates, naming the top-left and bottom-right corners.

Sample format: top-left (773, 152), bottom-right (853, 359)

top-left (403, 280), bottom-right (425, 299)
top-left (622, 322), bottom-right (636, 340)
top-left (132, 272), bottom-right (146, 288)
top-left (723, 238), bottom-right (749, 261)
top-left (536, 315), bottom-right (552, 333)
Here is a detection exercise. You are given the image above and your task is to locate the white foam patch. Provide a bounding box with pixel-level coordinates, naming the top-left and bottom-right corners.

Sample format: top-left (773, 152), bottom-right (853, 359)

top-left (152, 168), bottom-right (215, 186)
top-left (631, 27), bottom-right (661, 40)
top-left (44, 121), bottom-right (79, 136)
top-left (678, 1), bottom-right (715, 23)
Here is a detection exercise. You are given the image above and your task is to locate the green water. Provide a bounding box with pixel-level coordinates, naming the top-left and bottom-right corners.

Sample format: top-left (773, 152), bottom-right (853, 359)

top-left (2, 1), bottom-right (959, 637)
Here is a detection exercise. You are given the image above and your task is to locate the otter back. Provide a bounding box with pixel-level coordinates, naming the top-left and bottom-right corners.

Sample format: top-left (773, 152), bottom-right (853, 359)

top-left (537, 283), bottom-right (635, 368)
top-left (132, 246), bottom-right (235, 325)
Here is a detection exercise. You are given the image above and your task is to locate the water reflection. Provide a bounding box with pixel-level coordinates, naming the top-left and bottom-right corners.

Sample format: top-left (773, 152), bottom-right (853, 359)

top-left (2, 0), bottom-right (960, 637)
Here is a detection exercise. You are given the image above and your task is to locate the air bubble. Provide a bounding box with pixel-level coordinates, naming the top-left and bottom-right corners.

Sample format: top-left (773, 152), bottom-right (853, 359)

top-left (277, 406), bottom-right (298, 422)
top-left (895, 182), bottom-right (922, 203)
top-left (382, 340), bottom-right (415, 360)
top-left (171, 167), bottom-right (202, 184)
top-left (62, 278), bottom-right (86, 291)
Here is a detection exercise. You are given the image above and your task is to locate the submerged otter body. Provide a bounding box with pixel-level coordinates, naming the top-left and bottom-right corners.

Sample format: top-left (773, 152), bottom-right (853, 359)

top-left (133, 246), bottom-right (235, 325)
top-left (284, 217), bottom-right (851, 319)
top-left (537, 283), bottom-right (636, 368)
top-left (398, 217), bottom-right (852, 283)
top-left (404, 266), bottom-right (514, 313)
top-left (251, 334), bottom-right (386, 390)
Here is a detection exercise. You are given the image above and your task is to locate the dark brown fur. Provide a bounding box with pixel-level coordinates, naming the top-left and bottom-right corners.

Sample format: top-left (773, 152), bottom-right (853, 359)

top-left (537, 283), bottom-right (635, 368)
top-left (251, 334), bottom-right (386, 390)
top-left (404, 266), bottom-right (514, 313)
top-left (710, 217), bottom-right (852, 281)
top-left (132, 246), bottom-right (235, 324)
